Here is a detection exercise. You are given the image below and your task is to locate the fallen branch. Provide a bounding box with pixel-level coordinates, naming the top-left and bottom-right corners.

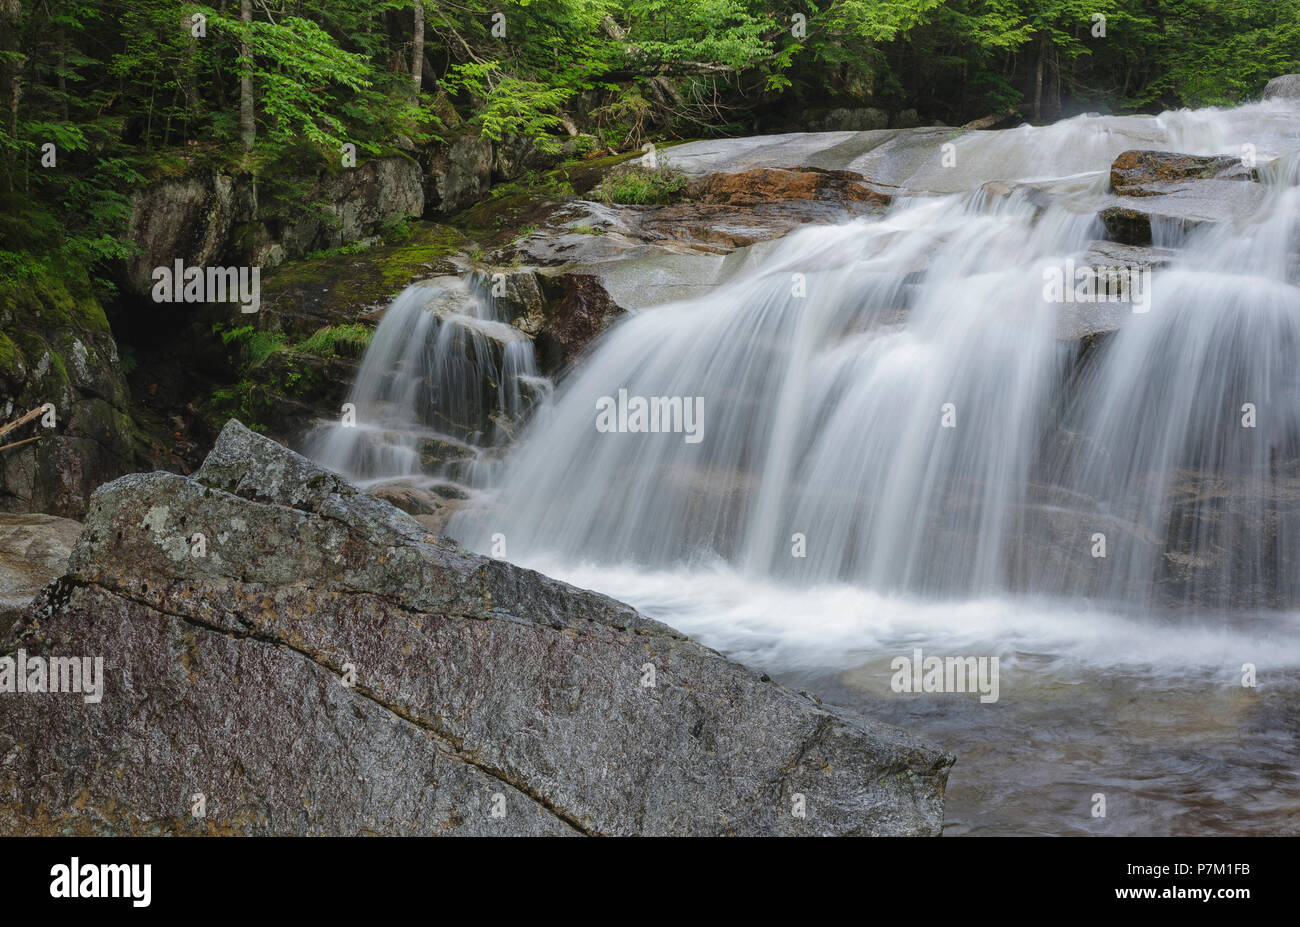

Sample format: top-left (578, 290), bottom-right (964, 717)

top-left (0, 406), bottom-right (44, 443)
top-left (0, 435), bottom-right (40, 454)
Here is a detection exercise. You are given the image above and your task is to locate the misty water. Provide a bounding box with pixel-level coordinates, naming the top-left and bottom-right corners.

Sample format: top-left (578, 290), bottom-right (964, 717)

top-left (313, 99), bottom-right (1300, 835)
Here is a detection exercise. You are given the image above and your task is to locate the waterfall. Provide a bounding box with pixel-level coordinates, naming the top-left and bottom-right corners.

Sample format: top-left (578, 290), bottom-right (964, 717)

top-left (300, 96), bottom-right (1300, 836)
top-left (304, 276), bottom-right (544, 493)
top-left (305, 97), bottom-right (1300, 672)
top-left (441, 99), bottom-right (1300, 622)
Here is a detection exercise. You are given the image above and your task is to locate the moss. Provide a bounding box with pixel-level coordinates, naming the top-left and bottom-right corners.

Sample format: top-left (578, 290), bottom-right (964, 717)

top-left (0, 330), bottom-right (23, 379)
top-left (73, 294), bottom-right (110, 331)
top-left (451, 142), bottom-right (692, 251)
top-left (0, 265), bottom-right (109, 333)
top-left (295, 324), bottom-right (373, 358)
top-left (47, 349), bottom-right (70, 389)
top-left (546, 146), bottom-right (683, 195)
top-left (260, 221), bottom-right (467, 326)
top-left (35, 277), bottom-right (78, 327)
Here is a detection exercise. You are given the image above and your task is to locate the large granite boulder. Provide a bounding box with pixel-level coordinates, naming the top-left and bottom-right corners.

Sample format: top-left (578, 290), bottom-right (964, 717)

top-left (425, 133), bottom-right (494, 215)
top-left (0, 420), bottom-right (953, 836)
top-left (123, 171), bottom-right (245, 298)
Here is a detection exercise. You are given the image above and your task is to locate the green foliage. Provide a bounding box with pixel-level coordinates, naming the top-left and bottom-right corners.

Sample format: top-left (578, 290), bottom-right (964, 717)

top-left (1, 0), bottom-right (1296, 302)
top-left (593, 164), bottom-right (688, 204)
top-left (382, 217), bottom-right (413, 243)
top-left (620, 0), bottom-right (775, 69)
top-left (213, 323), bottom-right (287, 368)
top-left (295, 324), bottom-right (373, 358)
top-left (442, 63), bottom-right (575, 153)
top-left (209, 380), bottom-right (268, 432)
top-left (209, 12), bottom-right (376, 153)
top-left (118, 345), bottom-right (139, 376)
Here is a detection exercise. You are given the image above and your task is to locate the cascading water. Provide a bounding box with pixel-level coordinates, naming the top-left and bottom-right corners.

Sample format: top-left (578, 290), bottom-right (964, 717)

top-left (450, 100), bottom-right (1300, 616)
top-left (313, 97), bottom-right (1300, 834)
top-left (305, 275), bottom-right (545, 494)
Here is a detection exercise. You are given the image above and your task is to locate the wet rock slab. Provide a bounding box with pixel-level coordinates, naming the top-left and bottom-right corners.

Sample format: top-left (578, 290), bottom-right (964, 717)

top-left (1055, 241), bottom-right (1177, 342)
top-left (0, 421), bottom-right (952, 836)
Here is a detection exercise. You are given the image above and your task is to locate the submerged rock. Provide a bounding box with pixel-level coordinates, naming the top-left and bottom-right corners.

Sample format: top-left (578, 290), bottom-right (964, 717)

top-left (1054, 240), bottom-right (1176, 342)
top-left (0, 421), bottom-right (953, 836)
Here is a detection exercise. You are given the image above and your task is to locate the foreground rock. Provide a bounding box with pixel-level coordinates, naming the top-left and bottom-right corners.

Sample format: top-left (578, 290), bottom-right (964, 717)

top-left (0, 421), bottom-right (952, 836)
top-left (0, 513), bottom-right (81, 637)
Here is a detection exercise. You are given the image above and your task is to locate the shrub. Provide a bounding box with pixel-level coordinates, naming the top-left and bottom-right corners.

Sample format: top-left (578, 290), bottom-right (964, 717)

top-left (592, 164), bottom-right (688, 206)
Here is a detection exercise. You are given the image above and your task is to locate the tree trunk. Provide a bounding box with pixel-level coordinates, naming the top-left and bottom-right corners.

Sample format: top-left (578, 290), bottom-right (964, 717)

top-left (3, 0), bottom-right (22, 166)
top-left (1053, 47), bottom-right (1061, 117)
top-left (1033, 34), bottom-right (1045, 122)
top-left (411, 0), bottom-right (424, 99)
top-left (239, 0), bottom-right (254, 151)
top-left (180, 9), bottom-right (199, 137)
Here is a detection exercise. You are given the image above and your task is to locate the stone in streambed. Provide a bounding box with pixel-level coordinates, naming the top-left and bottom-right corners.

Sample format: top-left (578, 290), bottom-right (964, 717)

top-left (1109, 150), bottom-right (1257, 196)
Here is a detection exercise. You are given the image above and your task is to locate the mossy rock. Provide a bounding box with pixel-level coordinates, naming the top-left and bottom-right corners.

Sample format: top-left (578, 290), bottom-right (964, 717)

top-left (0, 271), bottom-right (109, 334)
top-left (452, 144), bottom-right (688, 252)
top-left (9, 331), bottom-right (72, 407)
top-left (259, 222), bottom-right (469, 338)
top-left (0, 330), bottom-right (25, 389)
top-left (0, 263), bottom-right (150, 516)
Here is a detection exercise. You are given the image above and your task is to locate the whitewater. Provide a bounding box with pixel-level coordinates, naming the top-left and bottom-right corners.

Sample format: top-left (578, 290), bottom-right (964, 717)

top-left (310, 97), bottom-right (1300, 833)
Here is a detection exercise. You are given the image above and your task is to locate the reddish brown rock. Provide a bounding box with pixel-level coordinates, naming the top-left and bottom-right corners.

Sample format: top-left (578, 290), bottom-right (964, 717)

top-left (688, 166), bottom-right (891, 209)
top-left (1109, 150), bottom-right (1256, 196)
